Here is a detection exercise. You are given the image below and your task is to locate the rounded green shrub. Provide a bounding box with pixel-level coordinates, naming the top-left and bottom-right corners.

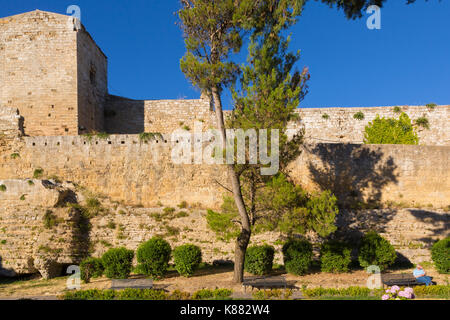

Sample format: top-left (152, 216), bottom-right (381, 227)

top-left (320, 241), bottom-right (352, 273)
top-left (282, 239), bottom-right (313, 275)
top-left (244, 245), bottom-right (275, 276)
top-left (80, 257), bottom-right (104, 283)
top-left (102, 247), bottom-right (134, 279)
top-left (173, 244), bottom-right (202, 277)
top-left (431, 237), bottom-right (450, 274)
top-left (358, 231), bottom-right (396, 271)
top-left (136, 237), bottom-right (172, 278)
top-left (364, 112), bottom-right (419, 145)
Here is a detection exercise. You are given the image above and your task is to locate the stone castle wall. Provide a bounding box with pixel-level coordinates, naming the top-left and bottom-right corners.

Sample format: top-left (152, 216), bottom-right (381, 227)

top-left (105, 95), bottom-right (214, 134)
top-left (0, 11), bottom-right (79, 136)
top-left (0, 10), bottom-right (107, 136)
top-left (289, 105), bottom-right (450, 146)
top-left (0, 179), bottom-right (448, 278)
top-left (77, 25), bottom-right (108, 134)
top-left (103, 101), bottom-right (449, 146)
top-left (0, 136), bottom-right (448, 209)
top-left (1, 11), bottom-right (448, 146)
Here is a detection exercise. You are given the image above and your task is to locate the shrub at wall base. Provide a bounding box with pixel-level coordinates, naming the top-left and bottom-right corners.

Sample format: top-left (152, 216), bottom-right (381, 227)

top-left (282, 239), bottom-right (313, 275)
top-left (358, 231), bottom-right (397, 271)
top-left (431, 237), bottom-right (450, 274)
top-left (173, 244), bottom-right (202, 277)
top-left (244, 245), bottom-right (275, 276)
top-left (136, 237), bottom-right (172, 279)
top-left (102, 248), bottom-right (134, 279)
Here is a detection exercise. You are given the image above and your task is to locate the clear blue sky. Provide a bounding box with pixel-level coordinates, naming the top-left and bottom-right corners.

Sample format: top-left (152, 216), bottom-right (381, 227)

top-left (1, 1), bottom-right (449, 109)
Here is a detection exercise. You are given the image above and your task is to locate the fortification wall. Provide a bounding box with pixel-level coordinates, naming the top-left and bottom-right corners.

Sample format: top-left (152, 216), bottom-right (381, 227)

top-left (0, 179), bottom-right (448, 278)
top-left (102, 102), bottom-right (449, 146)
top-left (0, 135), bottom-right (228, 208)
top-left (289, 105), bottom-right (450, 145)
top-left (77, 27), bottom-right (108, 134)
top-left (0, 10), bottom-right (79, 136)
top-left (105, 95), bottom-right (214, 134)
top-left (289, 144), bottom-right (450, 208)
top-left (0, 136), bottom-right (448, 209)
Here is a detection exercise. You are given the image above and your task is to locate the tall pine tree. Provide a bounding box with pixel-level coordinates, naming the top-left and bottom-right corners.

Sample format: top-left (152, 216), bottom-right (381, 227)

top-left (179, 0), bottom-right (425, 283)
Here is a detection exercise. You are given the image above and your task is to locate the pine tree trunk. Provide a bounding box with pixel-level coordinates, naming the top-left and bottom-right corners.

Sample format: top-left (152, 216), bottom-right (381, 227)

top-left (211, 86), bottom-right (251, 284)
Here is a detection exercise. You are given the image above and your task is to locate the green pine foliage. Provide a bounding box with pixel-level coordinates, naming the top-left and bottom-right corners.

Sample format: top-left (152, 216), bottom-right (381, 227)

top-left (178, 0), bottom-right (395, 283)
top-left (206, 208), bottom-right (240, 241)
top-left (207, 175), bottom-right (339, 239)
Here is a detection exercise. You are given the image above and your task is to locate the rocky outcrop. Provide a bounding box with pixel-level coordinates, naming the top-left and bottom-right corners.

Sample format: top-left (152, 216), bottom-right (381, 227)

top-left (0, 180), bottom-right (88, 278)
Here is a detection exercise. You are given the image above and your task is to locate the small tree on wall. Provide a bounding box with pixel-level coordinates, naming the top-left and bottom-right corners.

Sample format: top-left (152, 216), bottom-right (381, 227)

top-left (364, 112), bottom-right (419, 145)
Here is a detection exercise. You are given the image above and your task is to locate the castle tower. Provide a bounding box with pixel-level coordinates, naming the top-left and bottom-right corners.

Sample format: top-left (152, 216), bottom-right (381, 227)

top-left (0, 10), bottom-right (107, 136)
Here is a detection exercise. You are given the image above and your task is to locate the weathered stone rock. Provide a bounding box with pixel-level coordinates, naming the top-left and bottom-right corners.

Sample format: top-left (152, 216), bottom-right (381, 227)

top-left (34, 257), bottom-right (63, 279)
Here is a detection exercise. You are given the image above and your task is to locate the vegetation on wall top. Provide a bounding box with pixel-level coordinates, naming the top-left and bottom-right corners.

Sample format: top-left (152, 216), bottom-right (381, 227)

top-left (426, 103), bottom-right (437, 110)
top-left (393, 106), bottom-right (402, 114)
top-left (415, 116), bottom-right (430, 130)
top-left (353, 112), bottom-right (365, 120)
top-left (364, 112), bottom-right (419, 145)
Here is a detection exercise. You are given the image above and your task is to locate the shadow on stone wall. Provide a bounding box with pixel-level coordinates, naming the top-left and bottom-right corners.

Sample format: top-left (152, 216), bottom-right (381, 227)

top-left (408, 209), bottom-right (450, 245)
top-left (104, 95), bottom-right (145, 134)
top-left (306, 144), bottom-right (411, 264)
top-left (67, 207), bottom-right (92, 265)
top-left (0, 256), bottom-right (15, 277)
top-left (306, 143), bottom-right (398, 209)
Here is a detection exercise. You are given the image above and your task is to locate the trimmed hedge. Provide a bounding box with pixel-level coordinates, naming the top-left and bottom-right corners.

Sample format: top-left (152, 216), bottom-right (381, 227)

top-left (244, 245), bottom-right (275, 276)
top-left (302, 286), bottom-right (373, 298)
top-left (282, 239), bottom-right (313, 275)
top-left (302, 285), bottom-right (450, 300)
top-left (320, 241), bottom-right (352, 273)
top-left (80, 257), bottom-right (104, 283)
top-left (173, 244), bottom-right (202, 277)
top-left (63, 288), bottom-right (234, 300)
top-left (252, 289), bottom-right (293, 300)
top-left (358, 231), bottom-right (396, 271)
top-left (431, 237), bottom-right (450, 274)
top-left (102, 247), bottom-right (134, 279)
top-left (136, 237), bottom-right (172, 278)
top-left (192, 289), bottom-right (233, 300)
top-left (414, 285), bottom-right (450, 299)
top-left (63, 289), bottom-right (169, 300)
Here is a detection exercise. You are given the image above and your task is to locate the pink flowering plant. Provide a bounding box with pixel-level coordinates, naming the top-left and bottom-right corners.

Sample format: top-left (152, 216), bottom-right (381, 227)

top-left (382, 286), bottom-right (415, 300)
